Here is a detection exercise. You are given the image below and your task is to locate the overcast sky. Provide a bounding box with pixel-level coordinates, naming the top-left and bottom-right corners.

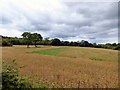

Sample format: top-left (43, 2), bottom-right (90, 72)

top-left (0, 0), bottom-right (119, 43)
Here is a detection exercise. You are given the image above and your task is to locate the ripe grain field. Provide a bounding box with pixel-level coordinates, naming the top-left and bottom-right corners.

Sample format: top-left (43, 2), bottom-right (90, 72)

top-left (2, 45), bottom-right (118, 88)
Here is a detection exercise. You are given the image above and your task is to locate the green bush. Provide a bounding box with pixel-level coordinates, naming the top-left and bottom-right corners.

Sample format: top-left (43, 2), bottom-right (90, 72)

top-left (2, 60), bottom-right (48, 89)
top-left (112, 46), bottom-right (119, 50)
top-left (2, 60), bottom-right (32, 89)
top-left (2, 40), bottom-right (13, 47)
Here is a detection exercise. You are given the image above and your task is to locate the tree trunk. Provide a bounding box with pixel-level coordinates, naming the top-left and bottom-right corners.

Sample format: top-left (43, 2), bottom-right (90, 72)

top-left (27, 44), bottom-right (29, 48)
top-left (35, 41), bottom-right (37, 47)
top-left (27, 42), bottom-right (29, 48)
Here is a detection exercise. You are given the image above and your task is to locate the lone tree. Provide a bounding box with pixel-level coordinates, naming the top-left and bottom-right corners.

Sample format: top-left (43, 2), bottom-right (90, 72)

top-left (32, 33), bottom-right (43, 47)
top-left (22, 32), bottom-right (31, 48)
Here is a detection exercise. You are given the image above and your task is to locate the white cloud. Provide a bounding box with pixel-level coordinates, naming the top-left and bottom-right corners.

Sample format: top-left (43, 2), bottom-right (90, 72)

top-left (0, 28), bottom-right (22, 37)
top-left (0, 0), bottom-right (118, 43)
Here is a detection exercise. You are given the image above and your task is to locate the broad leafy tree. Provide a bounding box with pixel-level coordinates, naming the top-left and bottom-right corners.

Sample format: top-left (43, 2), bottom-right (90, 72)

top-left (31, 33), bottom-right (43, 47)
top-left (22, 32), bottom-right (31, 48)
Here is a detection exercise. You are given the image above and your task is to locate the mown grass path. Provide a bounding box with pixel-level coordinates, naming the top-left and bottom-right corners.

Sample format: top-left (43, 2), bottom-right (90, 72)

top-left (32, 47), bottom-right (118, 62)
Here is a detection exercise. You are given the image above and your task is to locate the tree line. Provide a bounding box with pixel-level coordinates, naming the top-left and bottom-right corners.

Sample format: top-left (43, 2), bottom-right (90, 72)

top-left (1, 32), bottom-right (120, 50)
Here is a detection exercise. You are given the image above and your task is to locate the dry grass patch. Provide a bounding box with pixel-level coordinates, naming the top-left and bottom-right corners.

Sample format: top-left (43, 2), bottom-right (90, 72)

top-left (2, 45), bottom-right (118, 88)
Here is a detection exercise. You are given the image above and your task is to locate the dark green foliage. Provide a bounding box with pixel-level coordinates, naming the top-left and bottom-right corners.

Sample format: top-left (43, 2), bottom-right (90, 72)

top-left (42, 38), bottom-right (51, 45)
top-left (21, 32), bottom-right (43, 48)
top-left (1, 33), bottom-right (119, 50)
top-left (79, 40), bottom-right (89, 47)
top-left (22, 32), bottom-right (32, 48)
top-left (51, 38), bottom-right (61, 46)
top-left (31, 33), bottom-right (43, 47)
top-left (11, 37), bottom-right (26, 45)
top-left (2, 36), bottom-right (26, 46)
top-left (2, 60), bottom-right (48, 89)
top-left (2, 39), bottom-right (13, 47)
top-left (61, 41), bottom-right (70, 46)
top-left (93, 43), bottom-right (120, 50)
top-left (2, 60), bottom-right (32, 89)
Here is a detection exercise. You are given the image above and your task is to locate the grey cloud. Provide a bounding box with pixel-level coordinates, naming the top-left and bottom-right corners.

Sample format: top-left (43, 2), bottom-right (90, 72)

top-left (0, 1), bottom-right (118, 43)
top-left (1, 16), bottom-right (12, 24)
